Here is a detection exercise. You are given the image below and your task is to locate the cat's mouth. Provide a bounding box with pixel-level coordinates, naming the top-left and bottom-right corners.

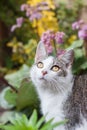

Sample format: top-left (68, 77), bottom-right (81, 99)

top-left (39, 77), bottom-right (47, 81)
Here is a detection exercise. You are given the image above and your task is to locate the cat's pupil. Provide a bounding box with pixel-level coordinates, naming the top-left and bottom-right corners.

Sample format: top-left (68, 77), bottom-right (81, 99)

top-left (51, 65), bottom-right (60, 72)
top-left (37, 62), bottom-right (44, 68)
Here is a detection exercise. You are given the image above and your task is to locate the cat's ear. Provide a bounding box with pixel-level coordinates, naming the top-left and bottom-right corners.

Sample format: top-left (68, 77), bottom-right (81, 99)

top-left (35, 41), bottom-right (48, 63)
top-left (61, 49), bottom-right (74, 67)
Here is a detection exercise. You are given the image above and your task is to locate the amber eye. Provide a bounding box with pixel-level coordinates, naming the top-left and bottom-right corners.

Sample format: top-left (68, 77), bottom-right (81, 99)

top-left (37, 62), bottom-right (44, 68)
top-left (51, 65), bottom-right (60, 72)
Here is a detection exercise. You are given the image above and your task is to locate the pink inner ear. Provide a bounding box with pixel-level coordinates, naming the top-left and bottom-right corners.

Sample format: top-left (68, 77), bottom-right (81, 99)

top-left (35, 41), bottom-right (48, 63)
top-left (36, 55), bottom-right (42, 62)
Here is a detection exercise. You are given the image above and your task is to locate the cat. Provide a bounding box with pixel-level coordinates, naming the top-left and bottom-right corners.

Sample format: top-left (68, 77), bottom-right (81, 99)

top-left (30, 41), bottom-right (87, 130)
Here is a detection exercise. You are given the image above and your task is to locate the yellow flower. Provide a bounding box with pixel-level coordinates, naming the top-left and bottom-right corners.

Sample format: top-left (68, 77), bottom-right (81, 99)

top-left (68, 35), bottom-right (77, 44)
top-left (27, 0), bottom-right (55, 9)
top-left (27, 0), bottom-right (58, 36)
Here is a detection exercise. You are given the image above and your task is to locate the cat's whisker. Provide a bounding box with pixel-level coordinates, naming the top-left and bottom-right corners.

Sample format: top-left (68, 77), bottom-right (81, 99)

top-left (50, 78), bottom-right (61, 93)
top-left (52, 78), bottom-right (65, 93)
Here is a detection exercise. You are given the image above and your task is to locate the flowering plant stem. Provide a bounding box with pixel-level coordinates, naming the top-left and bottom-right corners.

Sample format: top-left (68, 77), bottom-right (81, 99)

top-left (53, 40), bottom-right (57, 56)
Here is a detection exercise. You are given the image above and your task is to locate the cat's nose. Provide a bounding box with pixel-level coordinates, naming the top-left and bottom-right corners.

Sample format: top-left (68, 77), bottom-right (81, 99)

top-left (42, 71), bottom-right (47, 76)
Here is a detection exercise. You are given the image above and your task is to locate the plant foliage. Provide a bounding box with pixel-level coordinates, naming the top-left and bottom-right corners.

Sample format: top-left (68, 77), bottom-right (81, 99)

top-left (0, 110), bottom-right (67, 130)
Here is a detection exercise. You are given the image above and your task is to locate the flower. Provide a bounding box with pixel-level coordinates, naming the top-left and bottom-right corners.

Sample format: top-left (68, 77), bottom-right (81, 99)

top-left (40, 30), bottom-right (54, 54)
top-left (21, 2), bottom-right (49, 21)
top-left (55, 32), bottom-right (65, 44)
top-left (72, 20), bottom-right (84, 30)
top-left (40, 30), bottom-right (66, 55)
top-left (16, 17), bottom-right (24, 27)
top-left (72, 20), bottom-right (87, 40)
top-left (57, 49), bottom-right (66, 57)
top-left (20, 4), bottom-right (29, 11)
top-left (68, 35), bottom-right (77, 44)
top-left (29, 11), bottom-right (42, 21)
top-left (45, 44), bottom-right (53, 54)
top-left (11, 17), bottom-right (24, 32)
top-left (78, 25), bottom-right (87, 40)
top-left (11, 25), bottom-right (18, 32)
top-left (72, 21), bottom-right (80, 30)
top-left (41, 30), bottom-right (55, 45)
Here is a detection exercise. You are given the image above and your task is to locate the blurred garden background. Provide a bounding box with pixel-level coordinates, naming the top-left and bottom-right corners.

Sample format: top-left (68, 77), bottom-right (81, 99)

top-left (0, 0), bottom-right (87, 129)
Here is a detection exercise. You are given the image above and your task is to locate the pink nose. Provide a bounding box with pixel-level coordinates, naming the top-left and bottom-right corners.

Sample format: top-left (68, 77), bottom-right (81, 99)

top-left (42, 71), bottom-right (47, 76)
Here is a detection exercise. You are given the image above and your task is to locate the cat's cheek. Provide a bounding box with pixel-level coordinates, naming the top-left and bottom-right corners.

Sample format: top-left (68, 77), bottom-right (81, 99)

top-left (48, 72), bottom-right (58, 78)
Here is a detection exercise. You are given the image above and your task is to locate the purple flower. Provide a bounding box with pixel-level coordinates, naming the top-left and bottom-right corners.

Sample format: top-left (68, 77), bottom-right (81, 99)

top-left (55, 32), bottom-right (65, 44)
top-left (20, 4), bottom-right (29, 11)
top-left (26, 8), bottom-right (31, 17)
top-left (79, 20), bottom-right (84, 24)
top-left (11, 17), bottom-right (24, 32)
top-left (16, 17), bottom-right (24, 27)
top-left (45, 44), bottom-right (53, 54)
top-left (11, 25), bottom-right (18, 32)
top-left (29, 11), bottom-right (42, 21)
top-left (36, 2), bottom-right (49, 11)
top-left (20, 2), bottom-right (49, 22)
top-left (57, 49), bottom-right (66, 57)
top-left (72, 21), bottom-right (80, 30)
top-left (78, 25), bottom-right (87, 40)
top-left (82, 24), bottom-right (87, 30)
top-left (40, 30), bottom-right (55, 54)
top-left (41, 30), bottom-right (55, 45)
top-left (72, 20), bottom-right (84, 30)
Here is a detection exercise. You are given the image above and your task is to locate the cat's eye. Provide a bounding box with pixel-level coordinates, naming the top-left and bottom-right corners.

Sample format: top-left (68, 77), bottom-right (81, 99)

top-left (51, 65), bottom-right (60, 72)
top-left (37, 62), bottom-right (44, 68)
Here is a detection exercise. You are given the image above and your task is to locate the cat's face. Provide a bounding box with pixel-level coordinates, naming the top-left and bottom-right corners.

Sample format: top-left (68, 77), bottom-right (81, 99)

top-left (30, 42), bottom-right (74, 92)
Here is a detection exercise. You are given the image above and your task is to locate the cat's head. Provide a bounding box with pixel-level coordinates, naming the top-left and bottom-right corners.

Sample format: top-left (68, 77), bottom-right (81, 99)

top-left (30, 42), bottom-right (74, 93)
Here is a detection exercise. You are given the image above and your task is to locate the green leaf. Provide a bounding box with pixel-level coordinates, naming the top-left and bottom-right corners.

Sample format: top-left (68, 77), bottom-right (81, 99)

top-left (68, 39), bottom-right (83, 49)
top-left (80, 61), bottom-right (87, 69)
top-left (72, 57), bottom-right (87, 74)
top-left (53, 119), bottom-right (68, 128)
top-left (4, 88), bottom-right (17, 106)
top-left (40, 118), bottom-right (54, 130)
top-left (5, 64), bottom-right (29, 88)
top-left (16, 80), bottom-right (39, 110)
top-left (74, 49), bottom-right (84, 59)
top-left (28, 110), bottom-right (37, 126)
top-left (0, 110), bottom-right (66, 130)
top-left (36, 116), bottom-right (45, 129)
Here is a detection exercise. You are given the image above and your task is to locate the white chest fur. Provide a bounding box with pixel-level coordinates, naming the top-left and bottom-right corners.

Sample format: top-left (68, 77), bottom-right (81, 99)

top-left (40, 92), bottom-right (66, 121)
top-left (38, 89), bottom-right (69, 130)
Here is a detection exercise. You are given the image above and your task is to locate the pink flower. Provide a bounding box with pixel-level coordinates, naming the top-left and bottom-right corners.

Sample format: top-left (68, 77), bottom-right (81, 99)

top-left (16, 17), bottom-right (24, 27)
top-left (55, 32), bottom-right (65, 44)
top-left (29, 11), bottom-right (42, 21)
top-left (78, 25), bottom-right (87, 40)
top-left (41, 30), bottom-right (55, 45)
top-left (40, 30), bottom-right (55, 54)
top-left (45, 44), bottom-right (53, 54)
top-left (40, 30), bottom-right (66, 54)
top-left (72, 21), bottom-right (80, 30)
top-left (11, 25), bottom-right (18, 32)
top-left (11, 17), bottom-right (24, 32)
top-left (72, 20), bottom-right (84, 30)
top-left (20, 4), bottom-right (29, 11)
top-left (57, 49), bottom-right (66, 57)
top-left (37, 2), bottom-right (49, 11)
top-left (20, 2), bottom-right (49, 21)
top-left (40, 30), bottom-right (67, 55)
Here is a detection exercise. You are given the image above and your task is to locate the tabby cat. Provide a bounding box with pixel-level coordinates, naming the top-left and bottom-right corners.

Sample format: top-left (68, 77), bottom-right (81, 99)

top-left (30, 42), bottom-right (87, 130)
